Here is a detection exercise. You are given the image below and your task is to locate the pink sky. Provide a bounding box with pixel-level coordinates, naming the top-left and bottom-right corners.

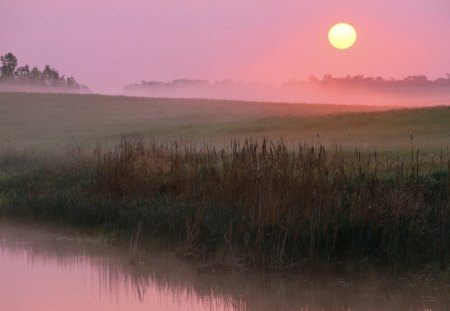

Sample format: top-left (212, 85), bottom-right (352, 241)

top-left (2, 0), bottom-right (450, 93)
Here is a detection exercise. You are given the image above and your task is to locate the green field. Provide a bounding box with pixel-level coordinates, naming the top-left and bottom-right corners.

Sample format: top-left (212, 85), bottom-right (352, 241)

top-left (3, 92), bottom-right (448, 153)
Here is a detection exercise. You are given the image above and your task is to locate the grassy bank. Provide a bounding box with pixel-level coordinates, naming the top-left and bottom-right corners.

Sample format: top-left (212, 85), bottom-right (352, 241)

top-left (8, 92), bottom-right (450, 152)
top-left (1, 138), bottom-right (449, 273)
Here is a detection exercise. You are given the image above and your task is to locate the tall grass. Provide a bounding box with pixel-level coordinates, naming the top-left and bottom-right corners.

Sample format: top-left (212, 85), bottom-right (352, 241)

top-left (2, 137), bottom-right (449, 271)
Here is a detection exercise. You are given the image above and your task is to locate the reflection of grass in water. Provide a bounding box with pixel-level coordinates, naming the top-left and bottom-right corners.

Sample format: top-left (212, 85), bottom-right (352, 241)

top-left (0, 224), bottom-right (235, 308)
top-left (1, 137), bottom-right (449, 275)
top-left (1, 223), bottom-right (448, 311)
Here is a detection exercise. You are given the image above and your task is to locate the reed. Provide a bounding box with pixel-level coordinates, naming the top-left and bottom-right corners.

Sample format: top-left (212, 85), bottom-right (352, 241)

top-left (1, 137), bottom-right (449, 272)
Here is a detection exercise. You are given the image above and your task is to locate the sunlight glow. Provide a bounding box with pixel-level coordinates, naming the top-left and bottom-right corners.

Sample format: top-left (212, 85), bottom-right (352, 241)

top-left (328, 23), bottom-right (357, 50)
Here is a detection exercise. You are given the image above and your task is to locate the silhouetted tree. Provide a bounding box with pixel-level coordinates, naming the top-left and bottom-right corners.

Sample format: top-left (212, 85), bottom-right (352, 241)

top-left (66, 76), bottom-right (79, 88)
top-left (42, 65), bottom-right (60, 87)
top-left (0, 52), bottom-right (88, 92)
top-left (29, 67), bottom-right (42, 85)
top-left (1, 52), bottom-right (18, 80)
top-left (14, 65), bottom-right (30, 82)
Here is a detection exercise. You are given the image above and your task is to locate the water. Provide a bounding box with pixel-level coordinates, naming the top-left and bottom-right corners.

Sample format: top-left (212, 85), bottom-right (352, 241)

top-left (0, 222), bottom-right (449, 311)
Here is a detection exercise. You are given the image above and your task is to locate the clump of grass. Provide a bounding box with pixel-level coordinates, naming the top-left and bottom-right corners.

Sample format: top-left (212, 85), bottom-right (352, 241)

top-left (1, 137), bottom-right (449, 272)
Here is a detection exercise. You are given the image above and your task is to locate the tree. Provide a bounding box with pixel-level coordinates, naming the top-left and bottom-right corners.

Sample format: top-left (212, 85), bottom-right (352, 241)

top-left (42, 64), bottom-right (60, 87)
top-left (0, 52), bottom-right (87, 91)
top-left (15, 65), bottom-right (30, 82)
top-left (29, 67), bottom-right (42, 85)
top-left (1, 52), bottom-right (18, 80)
top-left (66, 76), bottom-right (79, 89)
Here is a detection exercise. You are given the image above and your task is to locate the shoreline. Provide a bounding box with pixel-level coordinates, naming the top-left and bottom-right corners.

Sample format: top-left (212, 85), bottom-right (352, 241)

top-left (1, 137), bottom-right (449, 276)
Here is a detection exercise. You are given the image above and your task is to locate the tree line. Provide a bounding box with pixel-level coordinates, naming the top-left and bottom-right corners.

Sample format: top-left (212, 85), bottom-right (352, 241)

top-left (304, 74), bottom-right (450, 88)
top-left (125, 75), bottom-right (450, 94)
top-left (0, 52), bottom-right (88, 91)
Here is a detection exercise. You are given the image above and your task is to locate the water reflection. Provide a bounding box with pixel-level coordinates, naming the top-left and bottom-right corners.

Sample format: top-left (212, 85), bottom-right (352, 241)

top-left (0, 222), bottom-right (449, 311)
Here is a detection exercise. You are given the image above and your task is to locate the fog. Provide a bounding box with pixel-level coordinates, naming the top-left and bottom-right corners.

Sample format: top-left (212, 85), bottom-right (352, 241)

top-left (0, 84), bottom-right (91, 95)
top-left (123, 79), bottom-right (450, 107)
top-left (2, 77), bottom-right (449, 107)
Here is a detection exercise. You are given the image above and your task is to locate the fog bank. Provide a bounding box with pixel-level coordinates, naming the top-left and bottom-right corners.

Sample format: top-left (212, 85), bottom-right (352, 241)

top-left (123, 78), bottom-right (450, 107)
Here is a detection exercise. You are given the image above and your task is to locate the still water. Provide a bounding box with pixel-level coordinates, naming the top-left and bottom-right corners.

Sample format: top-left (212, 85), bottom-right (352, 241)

top-left (1, 222), bottom-right (449, 311)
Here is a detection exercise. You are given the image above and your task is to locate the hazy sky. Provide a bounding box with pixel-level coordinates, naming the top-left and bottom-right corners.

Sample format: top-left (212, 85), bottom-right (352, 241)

top-left (2, 0), bottom-right (450, 93)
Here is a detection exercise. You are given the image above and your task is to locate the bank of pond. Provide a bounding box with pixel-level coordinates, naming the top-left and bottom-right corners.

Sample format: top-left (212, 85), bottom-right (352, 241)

top-left (1, 138), bottom-right (449, 275)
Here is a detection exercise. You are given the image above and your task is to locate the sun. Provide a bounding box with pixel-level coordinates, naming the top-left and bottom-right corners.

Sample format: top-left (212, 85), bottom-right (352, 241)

top-left (328, 23), bottom-right (357, 50)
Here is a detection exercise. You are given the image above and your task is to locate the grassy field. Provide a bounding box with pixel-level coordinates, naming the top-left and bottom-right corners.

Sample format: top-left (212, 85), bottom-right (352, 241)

top-left (0, 92), bottom-right (449, 156)
top-left (4, 92), bottom-right (446, 152)
top-left (0, 92), bottom-right (449, 273)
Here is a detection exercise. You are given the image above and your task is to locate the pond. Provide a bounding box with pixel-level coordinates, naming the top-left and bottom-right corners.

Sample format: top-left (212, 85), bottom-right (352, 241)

top-left (0, 222), bottom-right (448, 311)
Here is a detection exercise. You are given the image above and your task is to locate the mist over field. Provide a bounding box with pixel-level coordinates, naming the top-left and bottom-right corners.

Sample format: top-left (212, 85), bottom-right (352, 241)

top-left (2, 49), bottom-right (450, 107)
top-left (123, 78), bottom-right (450, 107)
top-left (2, 73), bottom-right (450, 107)
top-left (0, 84), bottom-right (91, 95)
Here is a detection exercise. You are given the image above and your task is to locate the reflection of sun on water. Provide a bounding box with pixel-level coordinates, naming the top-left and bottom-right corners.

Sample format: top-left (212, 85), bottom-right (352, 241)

top-left (328, 23), bottom-right (357, 50)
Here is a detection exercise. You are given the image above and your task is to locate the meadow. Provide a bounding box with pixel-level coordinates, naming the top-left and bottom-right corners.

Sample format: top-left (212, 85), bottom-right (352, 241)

top-left (1, 92), bottom-right (449, 153)
top-left (0, 92), bottom-right (413, 150)
top-left (0, 92), bottom-right (449, 273)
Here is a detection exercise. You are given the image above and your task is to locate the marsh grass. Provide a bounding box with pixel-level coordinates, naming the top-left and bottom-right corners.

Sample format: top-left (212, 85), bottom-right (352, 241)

top-left (1, 137), bottom-right (449, 272)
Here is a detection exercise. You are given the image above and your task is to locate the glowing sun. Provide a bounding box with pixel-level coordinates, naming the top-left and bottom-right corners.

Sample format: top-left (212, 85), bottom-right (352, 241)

top-left (328, 23), bottom-right (357, 50)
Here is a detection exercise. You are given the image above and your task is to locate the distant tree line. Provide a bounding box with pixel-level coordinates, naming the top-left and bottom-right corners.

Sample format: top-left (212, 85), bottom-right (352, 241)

top-left (126, 75), bottom-right (450, 94)
top-left (303, 74), bottom-right (450, 88)
top-left (123, 79), bottom-right (271, 93)
top-left (0, 52), bottom-right (88, 91)
top-left (124, 79), bottom-right (211, 91)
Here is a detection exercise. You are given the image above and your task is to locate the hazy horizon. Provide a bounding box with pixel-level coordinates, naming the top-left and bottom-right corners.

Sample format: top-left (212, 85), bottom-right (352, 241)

top-left (2, 0), bottom-right (450, 95)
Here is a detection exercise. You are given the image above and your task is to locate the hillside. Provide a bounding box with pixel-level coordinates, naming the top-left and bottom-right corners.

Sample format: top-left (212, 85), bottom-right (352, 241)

top-left (0, 92), bottom-right (448, 153)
